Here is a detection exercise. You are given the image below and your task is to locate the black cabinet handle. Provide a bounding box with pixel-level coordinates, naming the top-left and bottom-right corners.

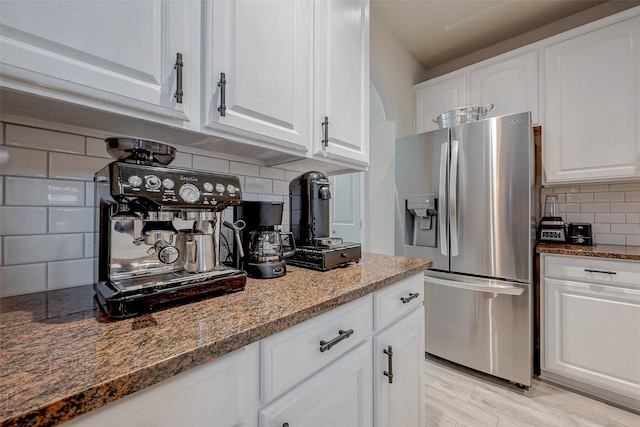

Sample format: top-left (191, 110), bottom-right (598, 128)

top-left (383, 345), bottom-right (393, 384)
top-left (319, 328), bottom-right (353, 352)
top-left (584, 269), bottom-right (616, 275)
top-left (322, 116), bottom-right (329, 147)
top-left (174, 53), bottom-right (183, 104)
top-left (217, 72), bottom-right (227, 116)
top-left (401, 292), bottom-right (419, 304)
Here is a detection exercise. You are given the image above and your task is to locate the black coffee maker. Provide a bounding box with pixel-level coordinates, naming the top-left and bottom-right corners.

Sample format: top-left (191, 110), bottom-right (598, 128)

top-left (288, 171), bottom-right (361, 271)
top-left (237, 201), bottom-right (295, 279)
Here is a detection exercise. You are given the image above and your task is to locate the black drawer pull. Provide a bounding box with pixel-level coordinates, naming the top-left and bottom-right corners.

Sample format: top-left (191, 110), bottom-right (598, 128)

top-left (217, 72), bottom-right (227, 116)
top-left (174, 52), bottom-right (183, 104)
top-left (383, 345), bottom-right (393, 384)
top-left (401, 292), bottom-right (419, 304)
top-left (319, 329), bottom-right (353, 352)
top-left (584, 269), bottom-right (617, 275)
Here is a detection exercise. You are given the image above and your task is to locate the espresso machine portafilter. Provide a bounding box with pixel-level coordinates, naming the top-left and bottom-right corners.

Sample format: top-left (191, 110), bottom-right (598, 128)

top-left (94, 138), bottom-right (247, 318)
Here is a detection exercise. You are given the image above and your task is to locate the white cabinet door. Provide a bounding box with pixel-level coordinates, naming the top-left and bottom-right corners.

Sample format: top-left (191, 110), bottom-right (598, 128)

top-left (313, 0), bottom-right (369, 167)
top-left (543, 277), bottom-right (640, 405)
top-left (0, 0), bottom-right (192, 126)
top-left (201, 0), bottom-right (311, 153)
top-left (64, 344), bottom-right (259, 427)
top-left (543, 16), bottom-right (640, 183)
top-left (414, 73), bottom-right (467, 133)
top-left (259, 342), bottom-right (373, 427)
top-left (373, 307), bottom-right (425, 427)
top-left (470, 51), bottom-right (539, 124)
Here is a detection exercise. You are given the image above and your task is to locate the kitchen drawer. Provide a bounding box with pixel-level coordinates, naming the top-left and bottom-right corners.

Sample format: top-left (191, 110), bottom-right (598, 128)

top-left (260, 295), bottom-right (373, 403)
top-left (373, 273), bottom-right (424, 332)
top-left (543, 254), bottom-right (640, 289)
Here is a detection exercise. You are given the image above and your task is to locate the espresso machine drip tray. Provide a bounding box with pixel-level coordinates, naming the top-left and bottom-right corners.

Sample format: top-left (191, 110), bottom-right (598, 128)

top-left (95, 268), bottom-right (246, 319)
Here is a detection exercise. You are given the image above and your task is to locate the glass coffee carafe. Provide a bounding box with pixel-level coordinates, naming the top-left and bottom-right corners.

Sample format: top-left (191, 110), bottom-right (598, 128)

top-left (249, 229), bottom-right (295, 263)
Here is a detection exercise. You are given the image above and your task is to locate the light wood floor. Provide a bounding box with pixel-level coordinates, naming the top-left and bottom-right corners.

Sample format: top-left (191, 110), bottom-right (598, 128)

top-left (424, 357), bottom-right (640, 427)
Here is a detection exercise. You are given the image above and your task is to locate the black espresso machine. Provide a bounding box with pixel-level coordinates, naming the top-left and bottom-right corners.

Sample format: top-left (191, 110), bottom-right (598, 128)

top-left (288, 171), bottom-right (361, 271)
top-left (94, 138), bottom-right (246, 318)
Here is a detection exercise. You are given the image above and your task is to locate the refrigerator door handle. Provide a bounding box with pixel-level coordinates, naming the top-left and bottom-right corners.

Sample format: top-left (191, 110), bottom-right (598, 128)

top-left (425, 276), bottom-right (525, 296)
top-left (449, 139), bottom-right (459, 256)
top-left (439, 142), bottom-right (448, 256)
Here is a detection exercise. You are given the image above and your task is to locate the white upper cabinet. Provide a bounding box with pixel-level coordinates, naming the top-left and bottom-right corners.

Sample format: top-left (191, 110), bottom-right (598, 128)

top-left (469, 50), bottom-right (539, 124)
top-left (414, 73), bottom-right (467, 133)
top-left (313, 0), bottom-right (370, 168)
top-left (543, 15), bottom-right (640, 184)
top-left (0, 0), bottom-right (193, 127)
top-left (201, 0), bottom-right (311, 154)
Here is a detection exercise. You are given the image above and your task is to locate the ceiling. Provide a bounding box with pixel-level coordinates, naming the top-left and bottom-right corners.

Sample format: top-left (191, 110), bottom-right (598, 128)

top-left (371, 0), bottom-right (612, 71)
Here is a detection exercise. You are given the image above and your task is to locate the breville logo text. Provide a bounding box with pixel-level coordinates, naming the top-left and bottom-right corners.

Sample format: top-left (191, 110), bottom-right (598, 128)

top-left (180, 176), bottom-right (198, 182)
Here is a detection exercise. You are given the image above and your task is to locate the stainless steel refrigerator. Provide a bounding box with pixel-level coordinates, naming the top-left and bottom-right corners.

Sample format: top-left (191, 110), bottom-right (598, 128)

top-left (394, 111), bottom-right (533, 387)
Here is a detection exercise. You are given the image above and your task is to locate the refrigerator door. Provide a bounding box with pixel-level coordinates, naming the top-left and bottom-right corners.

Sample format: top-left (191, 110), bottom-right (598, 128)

top-left (450, 112), bottom-right (533, 283)
top-left (424, 270), bottom-right (532, 386)
top-left (394, 128), bottom-right (449, 271)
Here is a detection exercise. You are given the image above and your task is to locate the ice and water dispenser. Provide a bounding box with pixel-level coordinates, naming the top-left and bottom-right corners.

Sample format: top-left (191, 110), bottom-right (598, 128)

top-left (404, 194), bottom-right (438, 247)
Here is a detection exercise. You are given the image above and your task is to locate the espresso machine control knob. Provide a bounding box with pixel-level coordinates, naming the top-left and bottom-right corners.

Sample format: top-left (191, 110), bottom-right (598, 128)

top-left (215, 183), bottom-right (225, 193)
top-left (162, 178), bottom-right (175, 190)
top-left (145, 175), bottom-right (161, 190)
top-left (226, 184), bottom-right (237, 193)
top-left (179, 183), bottom-right (200, 203)
top-left (203, 182), bottom-right (214, 192)
top-left (127, 175), bottom-right (143, 188)
top-left (158, 245), bottom-right (180, 264)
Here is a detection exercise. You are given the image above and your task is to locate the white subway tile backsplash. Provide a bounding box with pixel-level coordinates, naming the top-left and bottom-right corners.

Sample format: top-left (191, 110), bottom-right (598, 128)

top-left (594, 192), bottom-right (624, 202)
top-left (626, 235), bottom-right (640, 246)
top-left (0, 176), bottom-right (3, 205)
top-left (85, 182), bottom-right (95, 207)
top-left (595, 213), bottom-right (626, 223)
top-left (610, 223), bottom-right (640, 235)
top-left (595, 233), bottom-right (626, 245)
top-left (260, 166), bottom-right (285, 180)
top-left (172, 152), bottom-right (193, 169)
top-left (553, 185), bottom-right (579, 194)
top-left (580, 203), bottom-right (609, 213)
top-left (285, 170), bottom-right (301, 181)
top-left (610, 202), bottom-right (640, 213)
top-left (273, 180), bottom-right (289, 196)
top-left (591, 223), bottom-right (610, 234)
top-left (610, 183), bottom-right (640, 192)
top-left (245, 177), bottom-right (272, 194)
top-left (0, 263), bottom-right (47, 297)
top-left (47, 258), bottom-right (93, 289)
top-left (49, 153), bottom-right (110, 181)
top-left (85, 137), bottom-right (111, 158)
top-left (230, 162), bottom-right (259, 177)
top-left (540, 187), bottom-right (553, 195)
top-left (566, 193), bottom-right (593, 203)
top-left (5, 177), bottom-right (85, 206)
top-left (0, 146), bottom-right (48, 177)
top-left (84, 232), bottom-right (97, 258)
top-left (579, 184), bottom-right (609, 193)
top-left (626, 213), bottom-right (640, 224)
top-left (566, 213), bottom-right (594, 223)
top-left (624, 191), bottom-right (640, 202)
top-left (242, 193), bottom-right (259, 201)
top-left (0, 207), bottom-right (47, 235)
top-left (258, 194), bottom-right (284, 203)
top-left (49, 207), bottom-right (94, 233)
top-left (6, 125), bottom-right (84, 153)
top-left (193, 155), bottom-right (228, 173)
top-left (4, 234), bottom-right (83, 265)
top-left (558, 203), bottom-right (580, 213)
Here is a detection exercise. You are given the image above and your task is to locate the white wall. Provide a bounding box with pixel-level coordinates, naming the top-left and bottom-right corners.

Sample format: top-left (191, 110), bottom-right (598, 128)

top-left (364, 14), bottom-right (425, 255)
top-left (0, 122), bottom-right (297, 297)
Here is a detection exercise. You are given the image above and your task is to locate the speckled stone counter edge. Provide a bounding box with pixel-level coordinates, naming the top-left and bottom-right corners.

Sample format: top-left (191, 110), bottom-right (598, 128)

top-left (536, 243), bottom-right (640, 261)
top-left (0, 256), bottom-right (430, 427)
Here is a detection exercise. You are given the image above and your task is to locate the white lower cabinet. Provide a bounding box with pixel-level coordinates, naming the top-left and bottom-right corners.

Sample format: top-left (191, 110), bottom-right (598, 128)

top-left (63, 343), bottom-right (260, 427)
top-left (259, 342), bottom-right (373, 427)
top-left (374, 308), bottom-right (425, 427)
top-left (541, 254), bottom-right (640, 411)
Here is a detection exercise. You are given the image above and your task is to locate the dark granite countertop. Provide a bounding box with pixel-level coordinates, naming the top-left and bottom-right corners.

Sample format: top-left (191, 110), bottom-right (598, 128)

top-left (0, 253), bottom-right (430, 427)
top-left (536, 243), bottom-right (640, 261)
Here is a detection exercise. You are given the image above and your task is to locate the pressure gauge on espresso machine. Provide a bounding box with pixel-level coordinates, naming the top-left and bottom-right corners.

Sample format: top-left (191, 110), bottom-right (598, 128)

top-left (179, 183), bottom-right (201, 203)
